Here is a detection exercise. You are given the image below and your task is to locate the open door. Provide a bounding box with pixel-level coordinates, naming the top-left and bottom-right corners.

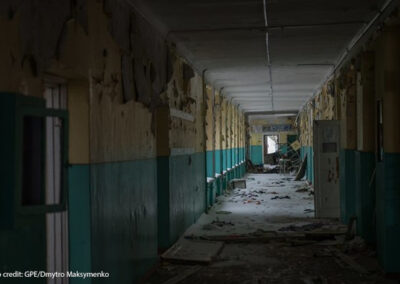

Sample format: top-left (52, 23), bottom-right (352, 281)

top-left (313, 120), bottom-right (340, 218)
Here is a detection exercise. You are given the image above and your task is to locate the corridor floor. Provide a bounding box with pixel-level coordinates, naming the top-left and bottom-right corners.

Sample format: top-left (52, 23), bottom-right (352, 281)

top-left (144, 174), bottom-right (397, 284)
top-left (186, 173), bottom-right (316, 236)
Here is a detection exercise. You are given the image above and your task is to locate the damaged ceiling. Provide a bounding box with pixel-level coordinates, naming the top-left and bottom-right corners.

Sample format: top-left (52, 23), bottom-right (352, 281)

top-left (122, 0), bottom-right (385, 112)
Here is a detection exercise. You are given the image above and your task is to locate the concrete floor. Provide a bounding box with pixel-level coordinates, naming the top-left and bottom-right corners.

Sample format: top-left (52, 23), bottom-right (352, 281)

top-left (185, 173), bottom-right (317, 236)
top-left (144, 174), bottom-right (398, 284)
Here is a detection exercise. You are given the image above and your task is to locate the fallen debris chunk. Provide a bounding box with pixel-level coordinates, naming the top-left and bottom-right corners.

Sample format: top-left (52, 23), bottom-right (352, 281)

top-left (296, 187), bottom-right (309, 193)
top-left (278, 223), bottom-right (324, 232)
top-left (271, 195), bottom-right (290, 200)
top-left (211, 220), bottom-right (234, 227)
top-left (162, 265), bottom-right (202, 284)
top-left (305, 231), bottom-right (346, 241)
top-left (215, 210), bottom-right (232, 215)
top-left (161, 239), bottom-right (224, 264)
top-left (304, 209), bottom-right (315, 213)
top-left (230, 179), bottom-right (246, 189)
top-left (185, 232), bottom-right (305, 243)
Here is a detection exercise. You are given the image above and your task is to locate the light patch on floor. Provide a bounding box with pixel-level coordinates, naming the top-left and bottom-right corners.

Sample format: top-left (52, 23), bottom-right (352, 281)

top-left (185, 173), bottom-right (318, 237)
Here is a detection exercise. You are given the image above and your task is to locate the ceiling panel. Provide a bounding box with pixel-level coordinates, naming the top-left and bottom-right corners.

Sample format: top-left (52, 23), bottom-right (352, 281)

top-left (128, 0), bottom-right (386, 112)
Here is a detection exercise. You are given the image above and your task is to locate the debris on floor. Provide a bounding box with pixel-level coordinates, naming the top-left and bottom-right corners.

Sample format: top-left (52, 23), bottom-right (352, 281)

top-left (230, 179), bottom-right (246, 189)
top-left (215, 210), bottom-right (232, 215)
top-left (211, 220), bottom-right (234, 227)
top-left (146, 174), bottom-right (398, 284)
top-left (271, 195), bottom-right (290, 200)
top-left (296, 187), bottom-right (309, 193)
top-left (278, 222), bottom-right (324, 232)
top-left (161, 238), bottom-right (224, 264)
top-left (184, 173), bottom-right (316, 237)
top-left (263, 164), bottom-right (279, 173)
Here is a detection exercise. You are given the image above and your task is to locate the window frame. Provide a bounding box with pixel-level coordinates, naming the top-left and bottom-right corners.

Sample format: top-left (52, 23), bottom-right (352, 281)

top-left (15, 105), bottom-right (69, 215)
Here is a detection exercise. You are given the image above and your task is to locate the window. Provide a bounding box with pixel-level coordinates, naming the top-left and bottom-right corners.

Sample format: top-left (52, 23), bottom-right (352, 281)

top-left (16, 104), bottom-right (68, 214)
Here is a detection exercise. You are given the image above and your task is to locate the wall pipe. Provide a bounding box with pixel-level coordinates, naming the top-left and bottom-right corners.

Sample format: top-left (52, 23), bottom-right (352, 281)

top-left (262, 0), bottom-right (274, 111)
top-left (295, 0), bottom-right (399, 122)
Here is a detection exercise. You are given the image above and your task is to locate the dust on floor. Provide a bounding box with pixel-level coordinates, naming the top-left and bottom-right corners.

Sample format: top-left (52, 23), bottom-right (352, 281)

top-left (143, 174), bottom-right (398, 284)
top-left (185, 173), bottom-right (317, 236)
top-left (145, 240), bottom-right (397, 284)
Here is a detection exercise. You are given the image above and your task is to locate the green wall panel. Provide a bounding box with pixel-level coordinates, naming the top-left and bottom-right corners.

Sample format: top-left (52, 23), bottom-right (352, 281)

top-left (157, 156), bottom-right (170, 250)
top-left (339, 150), bottom-right (356, 224)
top-left (300, 146), bottom-right (314, 184)
top-left (0, 93), bottom-right (48, 283)
top-left (0, 218), bottom-right (46, 284)
top-left (215, 149), bottom-right (222, 174)
top-left (250, 145), bottom-right (263, 165)
top-left (376, 153), bottom-right (400, 273)
top-left (206, 151), bottom-right (214, 177)
top-left (222, 149), bottom-right (227, 171)
top-left (280, 145), bottom-right (288, 155)
top-left (91, 159), bottom-right (158, 283)
top-left (234, 148), bottom-right (238, 165)
top-left (299, 147), bottom-right (315, 183)
top-left (354, 151), bottom-right (376, 244)
top-left (215, 176), bottom-right (222, 196)
top-left (69, 165), bottom-right (92, 284)
top-left (169, 152), bottom-right (206, 245)
top-left (227, 148), bottom-right (232, 169)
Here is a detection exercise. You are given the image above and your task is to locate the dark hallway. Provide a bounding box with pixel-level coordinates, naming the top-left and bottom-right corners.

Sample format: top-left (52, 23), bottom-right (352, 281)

top-left (0, 0), bottom-right (400, 283)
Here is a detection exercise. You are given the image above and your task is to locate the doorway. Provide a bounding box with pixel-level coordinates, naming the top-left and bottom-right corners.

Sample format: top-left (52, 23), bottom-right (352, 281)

top-left (264, 135), bottom-right (278, 164)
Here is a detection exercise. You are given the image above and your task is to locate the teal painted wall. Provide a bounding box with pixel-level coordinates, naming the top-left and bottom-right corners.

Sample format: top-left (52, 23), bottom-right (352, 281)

top-left (91, 159), bottom-right (158, 283)
top-left (280, 145), bottom-right (288, 155)
top-left (222, 149), bottom-right (227, 171)
top-left (158, 152), bottom-right (206, 249)
top-left (0, 93), bottom-right (48, 283)
top-left (376, 153), bottom-right (400, 273)
top-left (234, 147), bottom-right (239, 165)
top-left (300, 146), bottom-right (314, 183)
top-left (339, 150), bottom-right (356, 224)
top-left (169, 152), bottom-right (206, 245)
top-left (69, 165), bottom-right (92, 284)
top-left (227, 148), bottom-right (232, 168)
top-left (215, 149), bottom-right (222, 174)
top-left (206, 151), bottom-right (214, 177)
top-left (157, 156), bottom-right (170, 249)
top-left (0, 217), bottom-right (46, 284)
top-left (354, 151), bottom-right (376, 244)
top-left (250, 145), bottom-right (263, 165)
top-left (239, 147), bottom-right (244, 162)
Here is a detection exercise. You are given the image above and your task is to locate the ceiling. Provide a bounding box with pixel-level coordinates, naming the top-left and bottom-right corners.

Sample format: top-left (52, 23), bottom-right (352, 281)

top-left (129, 0), bottom-right (386, 113)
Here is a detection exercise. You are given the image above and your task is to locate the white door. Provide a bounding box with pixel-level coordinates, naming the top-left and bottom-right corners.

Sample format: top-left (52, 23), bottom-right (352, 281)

top-left (313, 120), bottom-right (340, 218)
top-left (45, 83), bottom-right (69, 284)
